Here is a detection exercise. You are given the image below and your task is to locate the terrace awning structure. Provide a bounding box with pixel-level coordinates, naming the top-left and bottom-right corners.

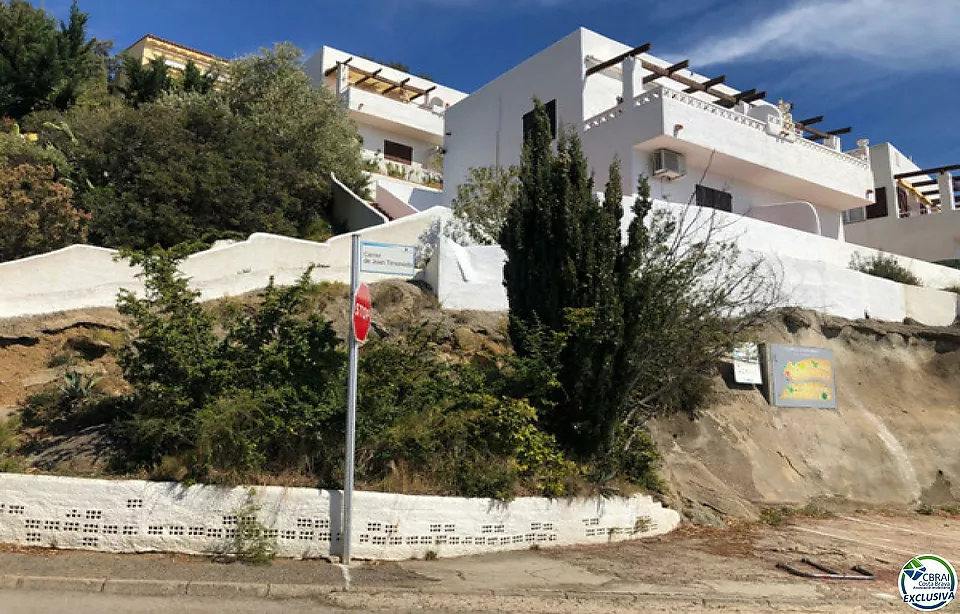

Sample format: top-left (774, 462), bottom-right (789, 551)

top-left (585, 42), bottom-right (851, 142)
top-left (895, 163), bottom-right (960, 208)
top-left (325, 59), bottom-right (436, 104)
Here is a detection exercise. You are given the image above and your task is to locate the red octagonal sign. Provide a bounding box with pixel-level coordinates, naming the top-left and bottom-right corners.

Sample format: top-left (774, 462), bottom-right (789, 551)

top-left (353, 283), bottom-right (372, 342)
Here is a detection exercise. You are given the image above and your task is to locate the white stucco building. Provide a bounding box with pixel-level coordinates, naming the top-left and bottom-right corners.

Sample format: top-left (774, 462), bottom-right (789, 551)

top-left (442, 28), bottom-right (877, 241)
top-left (842, 144), bottom-right (959, 265)
top-left (304, 48), bottom-right (467, 225)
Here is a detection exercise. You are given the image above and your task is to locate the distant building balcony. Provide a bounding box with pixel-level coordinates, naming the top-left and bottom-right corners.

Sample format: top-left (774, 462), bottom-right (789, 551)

top-left (342, 86), bottom-right (445, 142)
top-left (583, 85), bottom-right (874, 211)
top-left (363, 151), bottom-right (443, 190)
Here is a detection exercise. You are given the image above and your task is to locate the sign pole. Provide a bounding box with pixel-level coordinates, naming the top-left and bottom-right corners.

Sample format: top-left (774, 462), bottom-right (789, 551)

top-left (342, 234), bottom-right (360, 565)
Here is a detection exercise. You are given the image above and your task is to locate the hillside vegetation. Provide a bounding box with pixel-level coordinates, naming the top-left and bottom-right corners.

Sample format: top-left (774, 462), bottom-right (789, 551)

top-left (2, 0), bottom-right (369, 261)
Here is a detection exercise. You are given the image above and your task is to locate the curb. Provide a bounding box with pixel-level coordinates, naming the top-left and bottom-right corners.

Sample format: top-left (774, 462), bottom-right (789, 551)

top-left (0, 573), bottom-right (853, 610)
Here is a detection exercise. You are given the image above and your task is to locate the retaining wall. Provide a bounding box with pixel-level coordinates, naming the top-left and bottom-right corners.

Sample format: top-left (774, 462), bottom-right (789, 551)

top-left (425, 201), bottom-right (960, 326)
top-left (0, 474), bottom-right (679, 561)
top-left (0, 208), bottom-right (450, 320)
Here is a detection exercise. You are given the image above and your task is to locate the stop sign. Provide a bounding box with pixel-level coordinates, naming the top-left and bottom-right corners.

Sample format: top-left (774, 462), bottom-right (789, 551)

top-left (352, 283), bottom-right (372, 342)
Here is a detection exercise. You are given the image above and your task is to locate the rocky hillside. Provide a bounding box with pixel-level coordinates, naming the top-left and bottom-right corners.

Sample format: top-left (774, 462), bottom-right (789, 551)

top-left (1, 282), bottom-right (958, 520)
top-left (651, 309), bottom-right (960, 524)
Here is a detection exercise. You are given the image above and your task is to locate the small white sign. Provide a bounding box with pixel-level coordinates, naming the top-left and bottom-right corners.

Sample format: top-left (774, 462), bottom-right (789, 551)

top-left (360, 241), bottom-right (417, 276)
top-left (732, 342), bottom-right (763, 385)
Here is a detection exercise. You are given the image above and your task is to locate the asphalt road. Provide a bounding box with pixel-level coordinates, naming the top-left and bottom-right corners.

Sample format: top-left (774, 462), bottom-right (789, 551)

top-left (0, 591), bottom-right (361, 614)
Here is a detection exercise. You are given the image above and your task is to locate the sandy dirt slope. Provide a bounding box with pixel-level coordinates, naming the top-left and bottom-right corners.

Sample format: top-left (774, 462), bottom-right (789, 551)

top-left (650, 310), bottom-right (960, 522)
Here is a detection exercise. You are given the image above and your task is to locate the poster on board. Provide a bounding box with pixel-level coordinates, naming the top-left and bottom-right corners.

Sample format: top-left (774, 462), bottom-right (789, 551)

top-left (768, 344), bottom-right (837, 409)
top-left (732, 343), bottom-right (762, 385)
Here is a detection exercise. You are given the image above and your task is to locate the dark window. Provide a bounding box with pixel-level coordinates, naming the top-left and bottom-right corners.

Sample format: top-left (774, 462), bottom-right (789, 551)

top-left (695, 185), bottom-right (733, 212)
top-left (383, 140), bottom-right (413, 165)
top-left (865, 186), bottom-right (888, 219)
top-left (523, 99), bottom-right (557, 142)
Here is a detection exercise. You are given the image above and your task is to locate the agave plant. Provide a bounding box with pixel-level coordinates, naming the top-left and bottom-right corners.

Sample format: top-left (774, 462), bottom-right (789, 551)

top-left (57, 370), bottom-right (101, 406)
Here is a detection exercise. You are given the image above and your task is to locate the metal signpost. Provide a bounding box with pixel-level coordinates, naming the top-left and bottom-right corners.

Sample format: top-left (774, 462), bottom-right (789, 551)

top-left (342, 235), bottom-right (371, 565)
top-left (342, 237), bottom-right (413, 564)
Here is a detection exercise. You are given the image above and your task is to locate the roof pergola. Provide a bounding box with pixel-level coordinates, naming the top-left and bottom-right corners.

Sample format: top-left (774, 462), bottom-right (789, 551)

top-left (894, 164), bottom-right (960, 208)
top-left (325, 59), bottom-right (435, 103)
top-left (585, 42), bottom-right (851, 141)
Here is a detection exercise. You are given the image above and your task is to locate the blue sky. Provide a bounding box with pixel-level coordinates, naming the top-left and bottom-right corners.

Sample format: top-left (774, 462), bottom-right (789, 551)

top-left (47, 0), bottom-right (959, 167)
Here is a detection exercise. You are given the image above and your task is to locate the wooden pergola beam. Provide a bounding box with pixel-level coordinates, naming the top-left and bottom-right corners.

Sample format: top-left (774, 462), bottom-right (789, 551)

top-left (323, 57), bottom-right (353, 76)
top-left (353, 68), bottom-right (382, 86)
top-left (684, 75), bottom-right (725, 93)
top-left (715, 88), bottom-right (756, 108)
top-left (912, 179), bottom-right (938, 187)
top-left (827, 127), bottom-right (852, 136)
top-left (409, 85), bottom-right (436, 102)
top-left (921, 189), bottom-right (939, 195)
top-left (642, 59), bottom-right (690, 84)
top-left (740, 90), bottom-right (766, 103)
top-left (585, 42), bottom-right (652, 77)
top-left (638, 59), bottom-right (739, 105)
top-left (381, 77), bottom-right (411, 96)
top-left (795, 115), bottom-right (824, 126)
top-left (895, 164), bottom-right (960, 179)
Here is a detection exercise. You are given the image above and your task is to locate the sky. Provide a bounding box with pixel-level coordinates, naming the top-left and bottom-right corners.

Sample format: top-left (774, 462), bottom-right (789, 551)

top-left (45, 0), bottom-right (959, 168)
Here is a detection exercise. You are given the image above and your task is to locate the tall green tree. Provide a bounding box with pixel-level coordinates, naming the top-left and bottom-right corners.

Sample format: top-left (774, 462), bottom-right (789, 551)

top-left (223, 43), bottom-right (369, 199)
top-left (0, 0), bottom-right (103, 118)
top-left (502, 100), bottom-right (776, 465)
top-left (181, 60), bottom-right (217, 95)
top-left (118, 54), bottom-right (173, 106)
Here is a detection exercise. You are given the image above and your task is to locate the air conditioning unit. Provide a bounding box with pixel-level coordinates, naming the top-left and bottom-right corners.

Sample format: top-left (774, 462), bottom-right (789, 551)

top-left (651, 148), bottom-right (686, 180)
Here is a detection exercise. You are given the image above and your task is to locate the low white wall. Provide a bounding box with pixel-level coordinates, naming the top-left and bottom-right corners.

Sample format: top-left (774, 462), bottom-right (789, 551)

top-left (331, 172), bottom-right (388, 232)
top-left (375, 183), bottom-right (418, 220)
top-left (0, 473), bottom-right (679, 561)
top-left (0, 208), bottom-right (451, 320)
top-left (428, 202), bottom-right (960, 326)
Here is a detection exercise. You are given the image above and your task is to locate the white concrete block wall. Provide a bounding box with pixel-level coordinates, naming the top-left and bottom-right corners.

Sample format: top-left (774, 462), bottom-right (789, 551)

top-left (0, 474), bottom-right (680, 561)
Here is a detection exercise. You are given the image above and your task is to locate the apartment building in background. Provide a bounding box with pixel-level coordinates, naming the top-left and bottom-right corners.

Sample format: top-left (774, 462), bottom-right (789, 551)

top-left (120, 34), bottom-right (227, 76)
top-left (304, 48), bottom-right (467, 221)
top-left (442, 28), bottom-right (877, 241)
top-left (842, 145), bottom-right (960, 265)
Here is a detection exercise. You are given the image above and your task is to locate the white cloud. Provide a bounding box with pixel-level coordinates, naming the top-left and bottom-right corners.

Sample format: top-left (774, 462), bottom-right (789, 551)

top-left (682, 0), bottom-right (960, 69)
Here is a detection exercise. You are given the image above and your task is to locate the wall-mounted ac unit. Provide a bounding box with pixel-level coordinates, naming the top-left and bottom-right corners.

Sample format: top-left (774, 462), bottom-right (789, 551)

top-left (652, 148), bottom-right (686, 180)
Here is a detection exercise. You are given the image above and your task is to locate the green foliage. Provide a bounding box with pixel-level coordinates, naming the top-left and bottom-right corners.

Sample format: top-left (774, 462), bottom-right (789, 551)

top-left (0, 0), bottom-right (105, 118)
top-left (116, 249), bottom-right (345, 477)
top-left (227, 494), bottom-right (278, 564)
top-left (943, 285), bottom-right (960, 295)
top-left (0, 415), bottom-right (24, 473)
top-left (451, 165), bottom-right (519, 245)
top-left (850, 252), bottom-right (922, 286)
top-left (502, 99), bottom-right (775, 476)
top-left (118, 54), bottom-right (173, 106)
top-left (57, 370), bottom-right (101, 407)
top-left (26, 42), bottom-right (368, 251)
top-left (181, 60), bottom-right (217, 95)
top-left (349, 326), bottom-right (576, 500)
top-left (222, 43), bottom-right (370, 200)
top-left (0, 163), bottom-right (89, 262)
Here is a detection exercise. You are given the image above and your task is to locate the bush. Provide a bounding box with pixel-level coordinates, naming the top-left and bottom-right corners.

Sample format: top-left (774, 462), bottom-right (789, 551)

top-left (0, 163), bottom-right (89, 262)
top-left (116, 250), bottom-right (345, 478)
top-left (850, 252), bottom-right (922, 286)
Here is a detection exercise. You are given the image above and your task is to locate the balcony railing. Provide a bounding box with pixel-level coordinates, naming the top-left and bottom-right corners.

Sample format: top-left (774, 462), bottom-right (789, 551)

top-left (364, 152), bottom-right (443, 189)
top-left (584, 85), bottom-right (871, 173)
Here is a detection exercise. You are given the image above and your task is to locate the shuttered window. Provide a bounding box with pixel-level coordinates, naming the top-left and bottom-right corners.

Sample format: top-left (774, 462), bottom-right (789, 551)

top-left (383, 140), bottom-right (413, 165)
top-left (695, 185), bottom-right (733, 212)
top-left (522, 99), bottom-right (557, 142)
top-left (865, 186), bottom-right (888, 219)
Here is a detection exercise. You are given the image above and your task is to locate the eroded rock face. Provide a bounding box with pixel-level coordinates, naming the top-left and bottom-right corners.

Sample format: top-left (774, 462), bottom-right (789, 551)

top-left (651, 309), bottom-right (960, 523)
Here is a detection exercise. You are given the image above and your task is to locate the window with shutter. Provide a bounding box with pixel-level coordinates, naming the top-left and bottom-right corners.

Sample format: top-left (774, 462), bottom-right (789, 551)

top-left (695, 185), bottom-right (733, 212)
top-left (383, 140), bottom-right (413, 165)
top-left (522, 99), bottom-right (557, 143)
top-left (865, 187), bottom-right (888, 219)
